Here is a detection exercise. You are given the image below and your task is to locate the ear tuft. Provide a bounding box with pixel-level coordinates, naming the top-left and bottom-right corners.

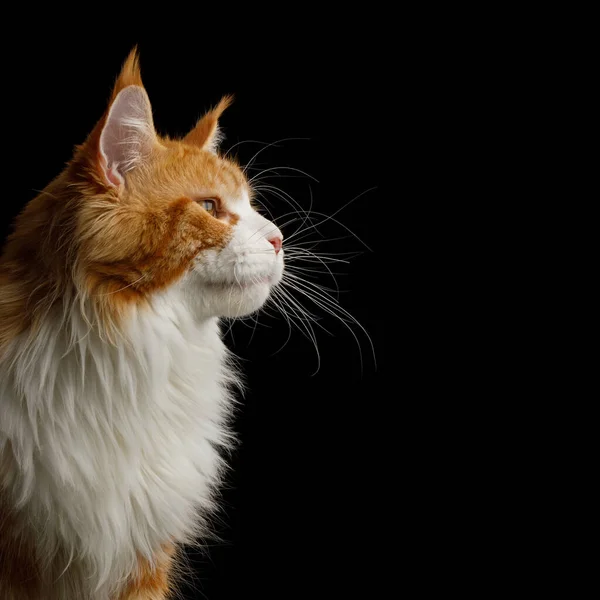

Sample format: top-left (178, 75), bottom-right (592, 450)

top-left (99, 85), bottom-right (157, 188)
top-left (111, 47), bottom-right (144, 101)
top-left (184, 94), bottom-right (233, 153)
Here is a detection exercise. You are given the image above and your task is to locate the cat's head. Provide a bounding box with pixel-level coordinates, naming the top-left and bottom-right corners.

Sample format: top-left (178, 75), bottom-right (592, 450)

top-left (68, 49), bottom-right (283, 322)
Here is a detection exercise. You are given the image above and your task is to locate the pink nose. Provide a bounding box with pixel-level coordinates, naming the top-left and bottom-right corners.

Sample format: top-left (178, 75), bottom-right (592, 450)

top-left (268, 236), bottom-right (283, 255)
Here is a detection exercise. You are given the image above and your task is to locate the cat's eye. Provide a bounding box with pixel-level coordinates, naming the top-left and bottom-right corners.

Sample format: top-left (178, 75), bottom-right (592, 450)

top-left (200, 199), bottom-right (217, 215)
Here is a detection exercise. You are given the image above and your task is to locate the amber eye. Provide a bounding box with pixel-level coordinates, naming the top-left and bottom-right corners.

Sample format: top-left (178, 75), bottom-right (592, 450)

top-left (200, 199), bottom-right (217, 215)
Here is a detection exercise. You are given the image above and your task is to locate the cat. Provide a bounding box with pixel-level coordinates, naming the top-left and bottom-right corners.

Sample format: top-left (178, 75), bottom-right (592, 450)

top-left (0, 48), bottom-right (284, 599)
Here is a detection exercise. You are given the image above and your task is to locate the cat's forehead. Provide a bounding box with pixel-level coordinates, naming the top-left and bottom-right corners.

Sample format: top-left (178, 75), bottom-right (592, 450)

top-left (160, 141), bottom-right (248, 200)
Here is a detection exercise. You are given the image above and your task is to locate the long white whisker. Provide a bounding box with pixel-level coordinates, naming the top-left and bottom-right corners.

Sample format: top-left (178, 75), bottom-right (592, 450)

top-left (243, 138), bottom-right (311, 174)
top-left (223, 139), bottom-right (269, 159)
top-left (284, 209), bottom-right (373, 250)
top-left (252, 183), bottom-right (313, 233)
top-left (248, 166), bottom-right (318, 184)
top-left (280, 274), bottom-right (376, 373)
top-left (250, 194), bottom-right (277, 222)
top-left (270, 286), bottom-right (323, 374)
top-left (283, 249), bottom-right (341, 295)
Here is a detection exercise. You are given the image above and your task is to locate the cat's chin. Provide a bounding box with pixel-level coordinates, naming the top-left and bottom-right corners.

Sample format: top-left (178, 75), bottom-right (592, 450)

top-left (183, 258), bottom-right (284, 319)
top-left (184, 279), bottom-right (274, 319)
top-left (213, 280), bottom-right (273, 318)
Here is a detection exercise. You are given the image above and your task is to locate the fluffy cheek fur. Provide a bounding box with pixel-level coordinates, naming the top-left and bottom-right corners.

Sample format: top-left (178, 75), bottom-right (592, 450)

top-left (79, 197), bottom-right (233, 302)
top-left (184, 210), bottom-right (284, 319)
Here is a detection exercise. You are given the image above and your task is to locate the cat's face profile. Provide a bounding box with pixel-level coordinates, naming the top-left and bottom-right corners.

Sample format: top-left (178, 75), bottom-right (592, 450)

top-left (67, 51), bottom-right (284, 323)
top-left (0, 49), bottom-right (284, 347)
top-left (175, 150), bottom-right (285, 319)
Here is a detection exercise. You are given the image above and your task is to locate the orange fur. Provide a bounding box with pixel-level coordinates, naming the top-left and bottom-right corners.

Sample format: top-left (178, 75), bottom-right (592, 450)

top-left (0, 48), bottom-right (246, 351)
top-left (117, 545), bottom-right (177, 600)
top-left (0, 502), bottom-right (176, 600)
top-left (0, 48), bottom-right (248, 597)
top-left (0, 490), bottom-right (177, 600)
top-left (184, 94), bottom-right (234, 148)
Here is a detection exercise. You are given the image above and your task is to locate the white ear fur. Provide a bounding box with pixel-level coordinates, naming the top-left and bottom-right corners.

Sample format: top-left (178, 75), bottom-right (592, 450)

top-left (99, 85), bottom-right (156, 188)
top-left (205, 125), bottom-right (224, 154)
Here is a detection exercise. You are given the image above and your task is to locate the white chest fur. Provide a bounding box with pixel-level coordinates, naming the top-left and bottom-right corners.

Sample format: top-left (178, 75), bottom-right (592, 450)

top-left (0, 288), bottom-right (237, 596)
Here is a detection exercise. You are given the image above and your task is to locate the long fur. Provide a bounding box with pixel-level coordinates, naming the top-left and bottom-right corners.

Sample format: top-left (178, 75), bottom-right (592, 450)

top-left (0, 49), bottom-right (284, 599)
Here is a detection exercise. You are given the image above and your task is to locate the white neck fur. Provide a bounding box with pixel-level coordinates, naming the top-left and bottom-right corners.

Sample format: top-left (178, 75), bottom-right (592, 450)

top-left (0, 284), bottom-right (239, 598)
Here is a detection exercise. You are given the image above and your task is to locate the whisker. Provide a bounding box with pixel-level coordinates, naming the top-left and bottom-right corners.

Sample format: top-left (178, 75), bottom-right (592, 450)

top-left (250, 195), bottom-right (277, 222)
top-left (280, 276), bottom-right (374, 375)
top-left (252, 183), bottom-right (313, 233)
top-left (242, 138), bottom-right (311, 174)
top-left (248, 166), bottom-right (318, 184)
top-left (269, 286), bottom-right (324, 374)
top-left (216, 146), bottom-right (376, 375)
top-left (284, 247), bottom-right (356, 263)
top-left (285, 272), bottom-right (375, 359)
top-left (284, 209), bottom-right (373, 250)
top-left (223, 139), bottom-right (270, 159)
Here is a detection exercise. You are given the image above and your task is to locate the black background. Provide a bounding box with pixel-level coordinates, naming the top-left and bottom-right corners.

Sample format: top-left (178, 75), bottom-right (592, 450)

top-left (2, 31), bottom-right (387, 599)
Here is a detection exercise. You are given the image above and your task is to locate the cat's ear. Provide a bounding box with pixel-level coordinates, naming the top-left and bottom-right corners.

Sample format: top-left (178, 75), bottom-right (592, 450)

top-left (183, 95), bottom-right (233, 153)
top-left (99, 85), bottom-right (157, 188)
top-left (83, 48), bottom-right (158, 190)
